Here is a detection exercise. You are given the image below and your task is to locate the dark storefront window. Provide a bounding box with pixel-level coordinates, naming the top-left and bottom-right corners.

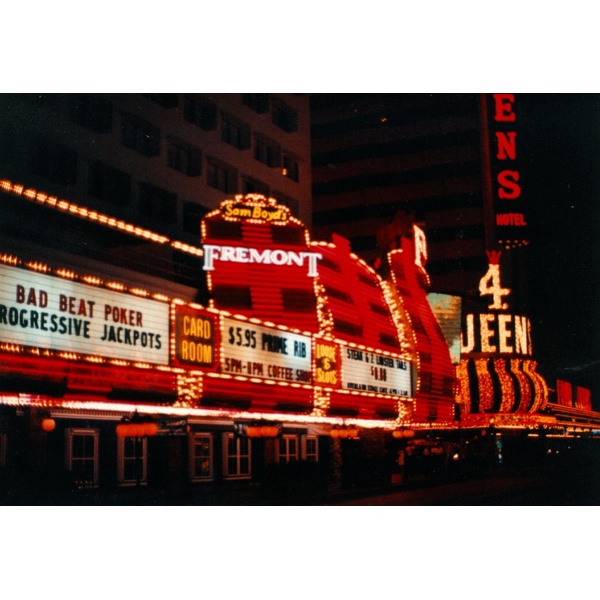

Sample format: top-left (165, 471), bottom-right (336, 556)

top-left (223, 434), bottom-right (251, 478)
top-left (189, 433), bottom-right (213, 481)
top-left (304, 436), bottom-right (318, 462)
top-left (66, 429), bottom-right (99, 488)
top-left (278, 435), bottom-right (299, 463)
top-left (118, 437), bottom-right (147, 485)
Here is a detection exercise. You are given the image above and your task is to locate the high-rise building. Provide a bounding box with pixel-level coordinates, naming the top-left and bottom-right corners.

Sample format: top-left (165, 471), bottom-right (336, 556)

top-left (0, 93), bottom-right (312, 300)
top-left (310, 93), bottom-right (488, 297)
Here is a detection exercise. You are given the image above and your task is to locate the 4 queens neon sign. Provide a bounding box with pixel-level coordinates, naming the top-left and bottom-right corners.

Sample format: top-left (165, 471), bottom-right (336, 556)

top-left (203, 244), bottom-right (323, 277)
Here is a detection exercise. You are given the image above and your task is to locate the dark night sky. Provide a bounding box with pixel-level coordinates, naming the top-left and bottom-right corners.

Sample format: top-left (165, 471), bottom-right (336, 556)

top-left (517, 94), bottom-right (600, 399)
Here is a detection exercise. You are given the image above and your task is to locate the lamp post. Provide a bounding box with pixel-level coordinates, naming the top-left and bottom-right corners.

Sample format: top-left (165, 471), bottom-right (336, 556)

top-left (392, 427), bottom-right (414, 484)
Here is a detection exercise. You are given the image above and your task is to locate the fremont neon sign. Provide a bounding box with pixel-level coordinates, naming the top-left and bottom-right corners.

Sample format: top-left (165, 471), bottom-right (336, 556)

top-left (202, 244), bottom-right (322, 277)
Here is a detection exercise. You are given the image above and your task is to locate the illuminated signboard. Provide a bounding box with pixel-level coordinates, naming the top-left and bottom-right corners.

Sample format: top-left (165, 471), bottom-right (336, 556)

top-left (387, 224), bottom-right (456, 419)
top-left (0, 264), bottom-right (170, 365)
top-left (460, 251), bottom-right (532, 357)
top-left (203, 244), bottom-right (322, 277)
top-left (341, 347), bottom-right (412, 397)
top-left (314, 339), bottom-right (340, 388)
top-left (173, 305), bottom-right (217, 369)
top-left (556, 379), bottom-right (574, 407)
top-left (461, 313), bottom-right (532, 356)
top-left (483, 93), bottom-right (528, 249)
top-left (576, 386), bottom-right (592, 411)
top-left (221, 316), bottom-right (312, 384)
top-left (221, 200), bottom-right (290, 224)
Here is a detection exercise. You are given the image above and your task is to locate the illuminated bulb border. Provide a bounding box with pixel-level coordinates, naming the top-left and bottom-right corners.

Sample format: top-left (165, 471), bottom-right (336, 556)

top-left (474, 358), bottom-right (494, 411)
top-left (523, 359), bottom-right (548, 413)
top-left (0, 179), bottom-right (207, 258)
top-left (511, 358), bottom-right (532, 412)
top-left (1, 189), bottom-right (423, 421)
top-left (455, 359), bottom-right (471, 408)
top-left (387, 249), bottom-right (422, 394)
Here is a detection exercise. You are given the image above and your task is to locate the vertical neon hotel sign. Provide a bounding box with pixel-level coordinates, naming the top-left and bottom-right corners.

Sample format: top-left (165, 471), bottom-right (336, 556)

top-left (482, 93), bottom-right (528, 249)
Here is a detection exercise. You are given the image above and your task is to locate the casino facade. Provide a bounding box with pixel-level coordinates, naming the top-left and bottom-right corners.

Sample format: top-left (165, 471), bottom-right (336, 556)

top-left (0, 184), bottom-right (461, 501)
top-left (2, 94), bottom-right (600, 502)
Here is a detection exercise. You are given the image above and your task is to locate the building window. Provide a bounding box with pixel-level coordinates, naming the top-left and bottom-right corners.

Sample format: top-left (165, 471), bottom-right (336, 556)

top-left (183, 201), bottom-right (209, 236)
top-left (282, 153), bottom-right (299, 182)
top-left (138, 182), bottom-right (177, 224)
top-left (241, 175), bottom-right (270, 196)
top-left (278, 435), bottom-right (299, 463)
top-left (118, 436), bottom-right (148, 485)
top-left (272, 191), bottom-right (300, 217)
top-left (30, 139), bottom-right (78, 186)
top-left (0, 432), bottom-right (6, 468)
top-left (303, 436), bottom-right (319, 462)
top-left (254, 134), bottom-right (280, 168)
top-left (121, 112), bottom-right (161, 157)
top-left (207, 157), bottom-right (237, 193)
top-left (142, 93), bottom-right (178, 108)
top-left (184, 95), bottom-right (217, 130)
top-left (189, 433), bottom-right (213, 481)
top-left (271, 99), bottom-right (298, 132)
top-left (66, 428), bottom-right (99, 488)
top-left (88, 160), bottom-right (131, 205)
top-left (69, 94), bottom-right (113, 133)
top-left (242, 93), bottom-right (270, 114)
top-left (223, 433), bottom-right (251, 479)
top-left (221, 113), bottom-right (251, 150)
top-left (167, 137), bottom-right (202, 177)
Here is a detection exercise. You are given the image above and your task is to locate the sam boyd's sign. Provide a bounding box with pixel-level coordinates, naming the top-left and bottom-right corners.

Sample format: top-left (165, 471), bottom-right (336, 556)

top-left (0, 264), bottom-right (170, 365)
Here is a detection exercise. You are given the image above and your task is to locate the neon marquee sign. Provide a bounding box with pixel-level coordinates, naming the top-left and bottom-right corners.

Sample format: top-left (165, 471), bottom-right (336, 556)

top-left (222, 201), bottom-right (290, 224)
top-left (460, 251), bottom-right (532, 356)
top-left (0, 263), bottom-right (170, 365)
top-left (483, 93), bottom-right (529, 248)
top-left (341, 347), bottom-right (412, 397)
top-left (221, 316), bottom-right (312, 384)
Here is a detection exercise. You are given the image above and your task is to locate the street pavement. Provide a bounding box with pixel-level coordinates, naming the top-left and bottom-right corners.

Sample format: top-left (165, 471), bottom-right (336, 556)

top-left (323, 469), bottom-right (600, 505)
